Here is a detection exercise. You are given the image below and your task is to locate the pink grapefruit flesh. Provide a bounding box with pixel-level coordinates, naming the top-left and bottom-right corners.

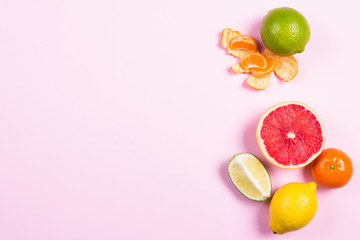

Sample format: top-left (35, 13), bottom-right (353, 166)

top-left (256, 101), bottom-right (326, 169)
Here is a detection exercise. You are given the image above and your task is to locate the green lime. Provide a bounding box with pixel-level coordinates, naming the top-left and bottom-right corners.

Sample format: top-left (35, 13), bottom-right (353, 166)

top-left (260, 7), bottom-right (311, 56)
top-left (227, 153), bottom-right (272, 202)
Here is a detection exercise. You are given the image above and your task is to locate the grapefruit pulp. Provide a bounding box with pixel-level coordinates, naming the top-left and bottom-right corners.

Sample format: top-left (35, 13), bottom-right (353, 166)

top-left (256, 101), bottom-right (325, 169)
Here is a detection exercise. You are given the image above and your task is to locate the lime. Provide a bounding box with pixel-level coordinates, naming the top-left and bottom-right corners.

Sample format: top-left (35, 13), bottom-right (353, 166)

top-left (260, 7), bottom-right (311, 56)
top-left (227, 153), bottom-right (271, 202)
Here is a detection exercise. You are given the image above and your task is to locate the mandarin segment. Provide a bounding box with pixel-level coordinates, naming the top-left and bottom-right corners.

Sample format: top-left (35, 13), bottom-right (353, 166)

top-left (221, 31), bottom-right (301, 89)
top-left (251, 56), bottom-right (275, 77)
top-left (230, 35), bottom-right (257, 52)
top-left (240, 52), bottom-right (267, 70)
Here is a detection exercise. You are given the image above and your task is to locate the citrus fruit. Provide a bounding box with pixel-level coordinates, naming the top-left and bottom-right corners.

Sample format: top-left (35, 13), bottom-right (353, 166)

top-left (311, 148), bottom-right (353, 188)
top-left (269, 182), bottom-right (317, 234)
top-left (221, 28), bottom-right (249, 60)
top-left (251, 56), bottom-right (275, 77)
top-left (230, 35), bottom-right (257, 52)
top-left (256, 101), bottom-right (325, 169)
top-left (240, 52), bottom-right (267, 70)
top-left (260, 7), bottom-right (311, 56)
top-left (227, 153), bottom-right (271, 202)
top-left (221, 28), bottom-right (240, 49)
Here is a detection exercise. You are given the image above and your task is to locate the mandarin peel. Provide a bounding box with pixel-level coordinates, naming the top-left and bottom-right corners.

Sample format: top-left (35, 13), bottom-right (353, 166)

top-left (246, 75), bottom-right (270, 90)
top-left (274, 55), bottom-right (298, 82)
top-left (221, 28), bottom-right (240, 50)
top-left (263, 49), bottom-right (298, 82)
top-left (231, 63), bottom-right (250, 74)
top-left (221, 29), bottom-right (299, 90)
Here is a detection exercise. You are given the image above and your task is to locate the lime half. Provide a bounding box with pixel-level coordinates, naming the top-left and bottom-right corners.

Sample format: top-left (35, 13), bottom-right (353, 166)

top-left (227, 153), bottom-right (272, 202)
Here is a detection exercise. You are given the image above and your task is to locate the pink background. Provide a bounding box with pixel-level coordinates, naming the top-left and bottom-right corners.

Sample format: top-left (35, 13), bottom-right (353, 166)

top-left (0, 0), bottom-right (359, 239)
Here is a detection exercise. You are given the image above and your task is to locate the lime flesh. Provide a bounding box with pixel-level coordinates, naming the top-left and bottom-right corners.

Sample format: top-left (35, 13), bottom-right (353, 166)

top-left (227, 153), bottom-right (272, 202)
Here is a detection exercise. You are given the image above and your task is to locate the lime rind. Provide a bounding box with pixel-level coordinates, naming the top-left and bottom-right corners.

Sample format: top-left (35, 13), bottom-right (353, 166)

top-left (260, 7), bottom-right (311, 56)
top-left (227, 153), bottom-right (272, 202)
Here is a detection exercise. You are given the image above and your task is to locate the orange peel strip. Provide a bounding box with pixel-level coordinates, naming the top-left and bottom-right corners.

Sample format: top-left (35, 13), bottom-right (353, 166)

top-left (221, 28), bottom-right (240, 49)
top-left (251, 56), bottom-right (275, 77)
top-left (240, 52), bottom-right (267, 70)
top-left (262, 49), bottom-right (275, 58)
top-left (230, 35), bottom-right (257, 52)
top-left (274, 56), bottom-right (298, 82)
top-left (263, 49), bottom-right (298, 82)
top-left (228, 49), bottom-right (249, 60)
top-left (221, 28), bottom-right (251, 61)
top-left (231, 63), bottom-right (251, 74)
top-left (246, 74), bottom-right (270, 90)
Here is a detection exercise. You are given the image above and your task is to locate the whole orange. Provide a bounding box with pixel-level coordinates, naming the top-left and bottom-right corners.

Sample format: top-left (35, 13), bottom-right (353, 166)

top-left (311, 148), bottom-right (353, 188)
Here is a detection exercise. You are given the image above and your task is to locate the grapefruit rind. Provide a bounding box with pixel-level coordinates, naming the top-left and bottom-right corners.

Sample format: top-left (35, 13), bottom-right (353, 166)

top-left (256, 101), bottom-right (326, 169)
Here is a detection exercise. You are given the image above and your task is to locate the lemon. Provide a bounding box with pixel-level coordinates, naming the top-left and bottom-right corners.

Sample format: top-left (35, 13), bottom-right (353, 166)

top-left (269, 182), bottom-right (317, 234)
top-left (227, 153), bottom-right (271, 202)
top-left (260, 7), bottom-right (311, 56)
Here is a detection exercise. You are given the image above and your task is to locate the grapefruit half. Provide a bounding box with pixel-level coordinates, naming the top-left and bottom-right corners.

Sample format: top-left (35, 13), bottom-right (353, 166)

top-left (256, 101), bottom-right (325, 169)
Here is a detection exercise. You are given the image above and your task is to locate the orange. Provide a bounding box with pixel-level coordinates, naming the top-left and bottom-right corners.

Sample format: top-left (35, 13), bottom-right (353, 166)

top-left (311, 148), bottom-right (353, 188)
top-left (256, 101), bottom-right (326, 169)
top-left (240, 52), bottom-right (267, 70)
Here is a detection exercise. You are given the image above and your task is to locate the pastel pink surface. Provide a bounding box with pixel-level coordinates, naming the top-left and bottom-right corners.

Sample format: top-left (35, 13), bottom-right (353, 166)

top-left (0, 1), bottom-right (359, 239)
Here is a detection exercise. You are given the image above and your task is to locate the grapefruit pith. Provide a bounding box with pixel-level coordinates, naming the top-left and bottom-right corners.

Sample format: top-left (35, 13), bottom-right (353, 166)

top-left (256, 101), bottom-right (325, 169)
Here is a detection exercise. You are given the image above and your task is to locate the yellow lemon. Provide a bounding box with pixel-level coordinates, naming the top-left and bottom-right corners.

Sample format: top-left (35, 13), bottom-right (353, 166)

top-left (269, 182), bottom-right (317, 234)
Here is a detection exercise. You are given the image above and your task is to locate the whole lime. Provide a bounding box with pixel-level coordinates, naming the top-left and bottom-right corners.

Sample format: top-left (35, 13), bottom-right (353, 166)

top-left (260, 7), bottom-right (311, 56)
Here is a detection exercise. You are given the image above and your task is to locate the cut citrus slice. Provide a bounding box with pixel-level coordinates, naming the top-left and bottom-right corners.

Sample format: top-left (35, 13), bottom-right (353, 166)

top-left (246, 74), bottom-right (270, 90)
top-left (231, 63), bottom-right (250, 74)
top-left (230, 35), bottom-right (257, 52)
top-left (240, 52), bottom-right (267, 70)
top-left (251, 56), bottom-right (275, 77)
top-left (227, 153), bottom-right (272, 202)
top-left (256, 101), bottom-right (326, 169)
